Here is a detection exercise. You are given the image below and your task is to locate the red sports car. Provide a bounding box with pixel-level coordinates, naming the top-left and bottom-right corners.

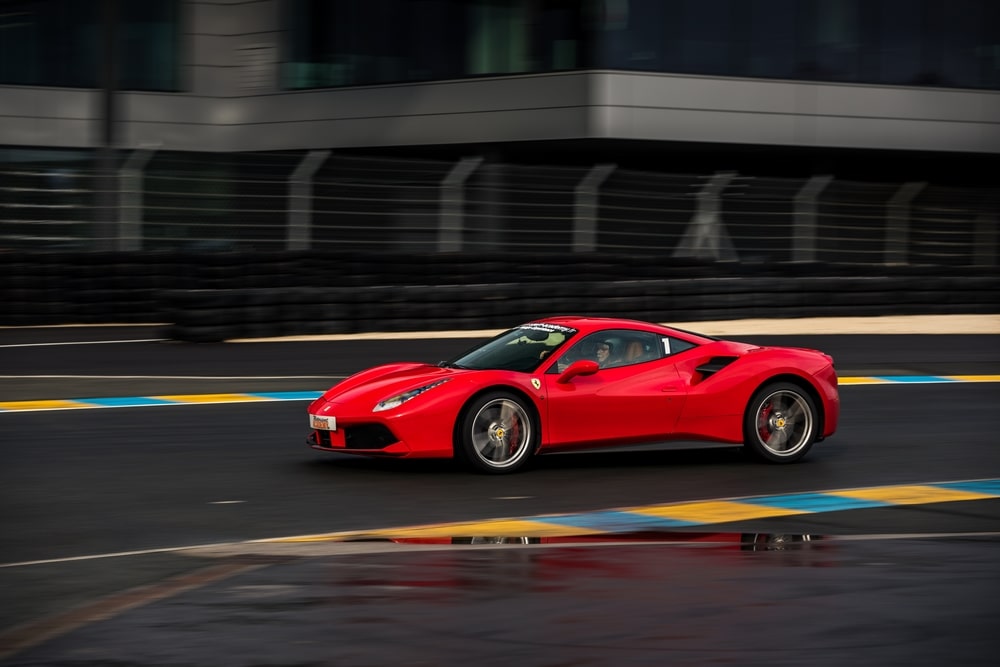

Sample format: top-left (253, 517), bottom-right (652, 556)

top-left (307, 317), bottom-right (839, 473)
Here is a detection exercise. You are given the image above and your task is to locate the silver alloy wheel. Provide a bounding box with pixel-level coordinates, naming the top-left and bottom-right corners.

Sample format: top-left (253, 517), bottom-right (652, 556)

top-left (752, 388), bottom-right (815, 458)
top-left (469, 397), bottom-right (532, 470)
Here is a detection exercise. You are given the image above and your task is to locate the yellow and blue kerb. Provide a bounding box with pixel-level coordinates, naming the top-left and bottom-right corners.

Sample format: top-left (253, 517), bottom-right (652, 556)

top-left (1, 375), bottom-right (998, 413)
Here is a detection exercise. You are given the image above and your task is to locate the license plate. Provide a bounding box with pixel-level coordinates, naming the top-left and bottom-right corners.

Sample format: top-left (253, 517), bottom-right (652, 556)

top-left (310, 414), bottom-right (336, 431)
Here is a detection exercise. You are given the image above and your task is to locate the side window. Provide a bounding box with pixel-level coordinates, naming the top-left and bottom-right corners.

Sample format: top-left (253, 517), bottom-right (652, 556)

top-left (549, 332), bottom-right (608, 373)
top-left (662, 336), bottom-right (697, 356)
top-left (612, 331), bottom-right (661, 367)
top-left (549, 330), bottom-right (661, 372)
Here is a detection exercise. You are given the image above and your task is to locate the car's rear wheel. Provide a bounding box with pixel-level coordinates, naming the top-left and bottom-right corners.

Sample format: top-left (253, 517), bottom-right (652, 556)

top-left (743, 382), bottom-right (818, 463)
top-left (458, 391), bottom-right (537, 474)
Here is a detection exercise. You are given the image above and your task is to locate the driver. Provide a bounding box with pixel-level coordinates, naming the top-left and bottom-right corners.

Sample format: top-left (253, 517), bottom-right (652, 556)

top-left (595, 341), bottom-right (618, 368)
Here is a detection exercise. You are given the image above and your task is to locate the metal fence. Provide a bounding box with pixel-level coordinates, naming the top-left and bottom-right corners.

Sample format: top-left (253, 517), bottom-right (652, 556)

top-left (1, 151), bottom-right (997, 267)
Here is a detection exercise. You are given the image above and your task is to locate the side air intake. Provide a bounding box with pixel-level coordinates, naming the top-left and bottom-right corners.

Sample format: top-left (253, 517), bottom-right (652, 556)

top-left (695, 356), bottom-right (739, 378)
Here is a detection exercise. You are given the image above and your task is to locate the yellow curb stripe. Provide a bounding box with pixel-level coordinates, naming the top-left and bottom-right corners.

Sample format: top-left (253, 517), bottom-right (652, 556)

top-left (838, 377), bottom-right (891, 385)
top-left (632, 500), bottom-right (805, 524)
top-left (242, 479), bottom-right (1000, 543)
top-left (152, 393), bottom-right (271, 403)
top-left (2, 377), bottom-right (998, 413)
top-left (0, 399), bottom-right (92, 411)
top-left (266, 519), bottom-right (602, 542)
top-left (829, 485), bottom-right (995, 505)
top-left (363, 520), bottom-right (605, 538)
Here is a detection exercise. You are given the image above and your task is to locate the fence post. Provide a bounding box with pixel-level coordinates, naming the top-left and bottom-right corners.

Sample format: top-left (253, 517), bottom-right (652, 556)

top-left (117, 146), bottom-right (156, 251)
top-left (573, 163), bottom-right (616, 252)
top-left (438, 156), bottom-right (482, 252)
top-left (885, 181), bottom-right (926, 266)
top-left (793, 175), bottom-right (833, 262)
top-left (95, 0), bottom-right (118, 251)
top-left (673, 171), bottom-right (737, 260)
top-left (287, 150), bottom-right (330, 251)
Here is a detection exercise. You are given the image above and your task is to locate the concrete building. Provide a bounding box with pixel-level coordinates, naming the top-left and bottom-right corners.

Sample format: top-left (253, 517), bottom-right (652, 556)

top-left (2, 1), bottom-right (997, 171)
top-left (1, 1), bottom-right (998, 257)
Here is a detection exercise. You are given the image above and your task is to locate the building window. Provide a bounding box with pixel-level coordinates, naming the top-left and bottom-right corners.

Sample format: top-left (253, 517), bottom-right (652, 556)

top-left (741, 0), bottom-right (797, 79)
top-left (118, 0), bottom-right (181, 91)
top-left (0, 0), bottom-right (97, 87)
top-left (799, 0), bottom-right (862, 81)
top-left (866, 0), bottom-right (923, 86)
top-left (285, 0), bottom-right (590, 89)
top-left (466, 1), bottom-right (530, 75)
top-left (0, 0), bottom-right (180, 91)
top-left (286, 0), bottom-right (412, 87)
top-left (282, 0), bottom-right (997, 90)
top-left (922, 0), bottom-right (986, 88)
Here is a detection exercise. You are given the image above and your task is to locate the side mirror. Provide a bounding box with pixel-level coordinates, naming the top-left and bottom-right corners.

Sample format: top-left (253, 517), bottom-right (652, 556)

top-left (556, 359), bottom-right (599, 384)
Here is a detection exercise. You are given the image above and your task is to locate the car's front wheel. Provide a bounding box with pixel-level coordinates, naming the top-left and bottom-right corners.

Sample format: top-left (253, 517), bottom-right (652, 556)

top-left (743, 382), bottom-right (818, 463)
top-left (457, 391), bottom-right (537, 474)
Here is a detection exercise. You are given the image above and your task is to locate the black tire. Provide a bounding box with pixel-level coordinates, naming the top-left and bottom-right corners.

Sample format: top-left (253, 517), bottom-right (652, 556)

top-left (743, 382), bottom-right (818, 463)
top-left (457, 391), bottom-right (538, 474)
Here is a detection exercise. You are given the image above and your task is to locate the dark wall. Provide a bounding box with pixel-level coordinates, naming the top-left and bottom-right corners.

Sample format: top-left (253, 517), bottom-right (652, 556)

top-left (2, 252), bottom-right (996, 341)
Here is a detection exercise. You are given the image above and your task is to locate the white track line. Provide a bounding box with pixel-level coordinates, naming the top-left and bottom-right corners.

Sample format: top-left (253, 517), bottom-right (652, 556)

top-left (0, 374), bottom-right (341, 380)
top-left (0, 339), bottom-right (166, 348)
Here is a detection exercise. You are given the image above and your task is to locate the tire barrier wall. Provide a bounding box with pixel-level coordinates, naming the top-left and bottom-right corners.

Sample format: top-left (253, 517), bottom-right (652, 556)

top-left (1, 252), bottom-right (997, 339)
top-left (160, 275), bottom-right (1000, 342)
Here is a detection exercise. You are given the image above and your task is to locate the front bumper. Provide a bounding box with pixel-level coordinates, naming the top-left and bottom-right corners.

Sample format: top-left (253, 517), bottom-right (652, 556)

top-left (307, 423), bottom-right (409, 456)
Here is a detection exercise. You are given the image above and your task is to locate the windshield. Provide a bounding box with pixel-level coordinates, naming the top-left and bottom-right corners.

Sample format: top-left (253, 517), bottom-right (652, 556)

top-left (444, 323), bottom-right (578, 373)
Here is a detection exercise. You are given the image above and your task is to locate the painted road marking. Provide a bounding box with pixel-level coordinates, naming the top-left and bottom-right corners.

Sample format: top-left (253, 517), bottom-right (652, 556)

top-left (0, 399), bottom-right (91, 411)
top-left (632, 500), bottom-right (803, 524)
top-left (2, 479), bottom-right (999, 570)
top-left (0, 339), bottom-right (166, 348)
top-left (0, 374), bottom-right (341, 379)
top-left (1, 375), bottom-right (998, 413)
top-left (0, 391), bottom-right (322, 412)
top-left (830, 484), bottom-right (996, 505)
top-left (253, 478), bottom-right (1000, 543)
top-left (838, 375), bottom-right (1000, 385)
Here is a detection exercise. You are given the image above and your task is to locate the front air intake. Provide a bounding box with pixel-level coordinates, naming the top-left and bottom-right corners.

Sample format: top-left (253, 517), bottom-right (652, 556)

top-left (344, 424), bottom-right (399, 450)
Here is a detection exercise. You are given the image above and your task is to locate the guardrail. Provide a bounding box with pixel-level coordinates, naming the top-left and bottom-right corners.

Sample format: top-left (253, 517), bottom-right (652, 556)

top-left (2, 153), bottom-right (997, 266)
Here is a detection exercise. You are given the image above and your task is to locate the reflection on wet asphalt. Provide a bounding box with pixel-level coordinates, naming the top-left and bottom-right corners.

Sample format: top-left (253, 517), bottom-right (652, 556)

top-left (4, 537), bottom-right (999, 667)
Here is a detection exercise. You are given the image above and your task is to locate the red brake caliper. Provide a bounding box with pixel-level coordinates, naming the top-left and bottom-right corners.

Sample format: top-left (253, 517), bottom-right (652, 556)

top-left (508, 417), bottom-right (521, 456)
top-left (758, 402), bottom-right (773, 442)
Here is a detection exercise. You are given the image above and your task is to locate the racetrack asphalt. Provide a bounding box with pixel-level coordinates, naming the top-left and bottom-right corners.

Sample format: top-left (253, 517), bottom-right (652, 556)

top-left (1, 314), bottom-right (998, 402)
top-left (2, 314), bottom-right (999, 666)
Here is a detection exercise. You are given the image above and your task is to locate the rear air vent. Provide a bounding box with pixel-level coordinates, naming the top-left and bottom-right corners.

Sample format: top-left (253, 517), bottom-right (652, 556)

top-left (695, 356), bottom-right (738, 378)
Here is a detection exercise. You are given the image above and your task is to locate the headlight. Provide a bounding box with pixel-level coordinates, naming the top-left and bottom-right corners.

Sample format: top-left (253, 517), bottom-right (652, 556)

top-left (373, 379), bottom-right (450, 412)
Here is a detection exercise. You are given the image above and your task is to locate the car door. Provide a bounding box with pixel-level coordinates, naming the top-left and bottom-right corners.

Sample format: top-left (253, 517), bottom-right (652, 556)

top-left (541, 330), bottom-right (688, 449)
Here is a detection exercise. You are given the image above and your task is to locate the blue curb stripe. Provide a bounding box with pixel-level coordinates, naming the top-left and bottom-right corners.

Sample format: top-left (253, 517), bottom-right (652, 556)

top-left (1, 376), bottom-right (997, 413)
top-left (258, 478), bottom-right (1000, 543)
top-left (532, 511), bottom-right (696, 531)
top-left (872, 375), bottom-right (955, 383)
top-left (80, 397), bottom-right (179, 407)
top-left (524, 481), bottom-right (1000, 534)
top-left (739, 492), bottom-right (891, 512)
top-left (248, 391), bottom-right (324, 401)
top-left (934, 480), bottom-right (1000, 495)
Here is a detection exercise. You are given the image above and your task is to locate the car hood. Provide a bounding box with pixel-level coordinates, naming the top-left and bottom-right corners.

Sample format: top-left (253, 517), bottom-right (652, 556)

top-left (311, 362), bottom-right (467, 408)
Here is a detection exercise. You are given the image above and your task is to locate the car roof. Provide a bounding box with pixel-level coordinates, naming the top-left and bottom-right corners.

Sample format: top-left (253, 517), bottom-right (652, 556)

top-left (530, 315), bottom-right (714, 342)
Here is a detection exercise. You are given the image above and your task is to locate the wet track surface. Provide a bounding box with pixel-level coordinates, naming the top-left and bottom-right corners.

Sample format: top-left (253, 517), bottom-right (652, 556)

top-left (1, 325), bottom-right (999, 665)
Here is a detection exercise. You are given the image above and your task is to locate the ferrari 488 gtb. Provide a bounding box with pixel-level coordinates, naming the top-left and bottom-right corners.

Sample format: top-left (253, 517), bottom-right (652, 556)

top-left (307, 317), bottom-right (839, 473)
